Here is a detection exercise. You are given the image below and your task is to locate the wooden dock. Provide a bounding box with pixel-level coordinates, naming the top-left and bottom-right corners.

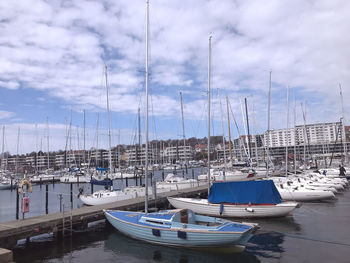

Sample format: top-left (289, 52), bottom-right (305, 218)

top-left (0, 185), bottom-right (208, 248)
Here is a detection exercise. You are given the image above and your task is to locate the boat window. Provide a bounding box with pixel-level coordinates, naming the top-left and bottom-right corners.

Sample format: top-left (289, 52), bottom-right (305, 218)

top-left (146, 219), bottom-right (164, 225)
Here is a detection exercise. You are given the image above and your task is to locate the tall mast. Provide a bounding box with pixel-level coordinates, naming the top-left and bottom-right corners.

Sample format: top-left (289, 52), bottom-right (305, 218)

top-left (16, 127), bottom-right (20, 176)
top-left (179, 91), bottom-right (186, 163)
top-left (267, 71), bottom-right (272, 174)
top-left (207, 35), bottom-right (212, 194)
top-left (244, 98), bottom-right (252, 164)
top-left (118, 129), bottom-right (121, 169)
top-left (105, 64), bottom-right (113, 174)
top-left (144, 0), bottom-right (150, 213)
top-left (226, 97), bottom-right (232, 162)
top-left (138, 107), bottom-right (141, 165)
top-left (285, 86), bottom-right (289, 176)
top-left (1, 126), bottom-right (4, 171)
top-left (301, 103), bottom-right (307, 164)
top-left (96, 113), bottom-right (100, 167)
top-left (339, 84), bottom-right (348, 164)
top-left (251, 99), bottom-right (258, 163)
top-left (293, 94), bottom-right (297, 174)
top-left (218, 89), bottom-right (226, 178)
top-left (46, 117), bottom-right (50, 170)
top-left (83, 110), bottom-right (86, 165)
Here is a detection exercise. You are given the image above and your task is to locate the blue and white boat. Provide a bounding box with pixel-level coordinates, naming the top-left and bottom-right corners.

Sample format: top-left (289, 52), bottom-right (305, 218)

top-left (104, 209), bottom-right (258, 248)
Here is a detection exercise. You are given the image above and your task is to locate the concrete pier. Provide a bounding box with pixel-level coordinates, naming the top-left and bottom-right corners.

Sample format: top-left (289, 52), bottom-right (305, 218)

top-left (0, 185), bottom-right (207, 249)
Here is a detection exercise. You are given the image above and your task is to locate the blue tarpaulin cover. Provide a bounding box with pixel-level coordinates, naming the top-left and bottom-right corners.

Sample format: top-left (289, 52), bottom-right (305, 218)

top-left (90, 179), bottom-right (113, 186)
top-left (95, 166), bottom-right (109, 171)
top-left (208, 180), bottom-right (282, 204)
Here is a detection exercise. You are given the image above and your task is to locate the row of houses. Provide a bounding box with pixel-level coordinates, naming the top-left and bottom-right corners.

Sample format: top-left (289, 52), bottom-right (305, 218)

top-left (1, 122), bottom-right (349, 171)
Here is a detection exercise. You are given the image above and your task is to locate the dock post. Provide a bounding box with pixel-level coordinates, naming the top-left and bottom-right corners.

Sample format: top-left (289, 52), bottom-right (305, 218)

top-left (16, 190), bottom-right (19, 220)
top-left (126, 177), bottom-right (128, 187)
top-left (162, 170), bottom-right (164, 181)
top-left (46, 184), bottom-right (49, 214)
top-left (10, 179), bottom-right (13, 192)
top-left (70, 183), bottom-right (73, 209)
top-left (174, 165), bottom-right (177, 175)
top-left (150, 172), bottom-right (153, 187)
top-left (52, 176), bottom-right (55, 187)
top-left (192, 169), bottom-right (194, 180)
top-left (77, 175), bottom-right (79, 186)
top-left (140, 174), bottom-right (142, 186)
top-left (182, 170), bottom-right (184, 177)
top-left (185, 164), bottom-right (188, 174)
top-left (40, 178), bottom-right (42, 189)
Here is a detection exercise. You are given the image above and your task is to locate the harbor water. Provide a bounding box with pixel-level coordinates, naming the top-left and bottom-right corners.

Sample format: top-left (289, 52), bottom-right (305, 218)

top-left (1, 169), bottom-right (349, 263)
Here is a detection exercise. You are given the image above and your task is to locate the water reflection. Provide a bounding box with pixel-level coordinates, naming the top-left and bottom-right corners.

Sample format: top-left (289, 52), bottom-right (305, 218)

top-left (103, 224), bottom-right (259, 263)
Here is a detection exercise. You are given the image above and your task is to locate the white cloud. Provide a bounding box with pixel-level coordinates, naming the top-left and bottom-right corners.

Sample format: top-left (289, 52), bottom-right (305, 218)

top-left (0, 0), bottom-right (349, 144)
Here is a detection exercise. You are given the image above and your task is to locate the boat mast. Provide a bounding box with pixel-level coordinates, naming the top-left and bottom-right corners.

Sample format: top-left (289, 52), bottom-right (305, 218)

top-left (144, 0), bottom-right (150, 213)
top-left (179, 91), bottom-right (186, 165)
top-left (16, 127), bottom-right (20, 176)
top-left (83, 109), bottom-right (86, 165)
top-left (339, 84), bottom-right (348, 164)
top-left (105, 64), bottom-right (113, 175)
top-left (207, 35), bottom-right (212, 194)
top-left (285, 86), bottom-right (289, 177)
top-left (96, 113), bottom-right (100, 167)
top-left (244, 98), bottom-right (252, 164)
top-left (226, 96), bottom-right (232, 163)
top-left (138, 107), bottom-right (141, 165)
top-left (293, 94), bottom-right (297, 174)
top-left (266, 70), bottom-right (272, 175)
top-left (46, 117), bottom-right (50, 170)
top-left (218, 89), bottom-right (226, 179)
top-left (1, 126), bottom-right (4, 171)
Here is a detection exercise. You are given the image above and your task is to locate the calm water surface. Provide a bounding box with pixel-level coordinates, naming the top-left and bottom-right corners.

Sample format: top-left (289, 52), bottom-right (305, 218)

top-left (4, 172), bottom-right (350, 263)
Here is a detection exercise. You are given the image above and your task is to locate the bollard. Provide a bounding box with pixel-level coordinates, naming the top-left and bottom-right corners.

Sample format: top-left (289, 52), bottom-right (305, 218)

top-left (192, 169), bottom-right (194, 180)
top-left (174, 165), bottom-right (177, 175)
top-left (10, 179), bottom-right (13, 192)
top-left (58, 194), bottom-right (63, 212)
top-left (150, 172), bottom-right (153, 187)
top-left (182, 170), bottom-right (184, 177)
top-left (16, 190), bottom-right (19, 220)
top-left (126, 177), bottom-right (128, 187)
top-left (162, 170), bottom-right (164, 181)
top-left (140, 174), bottom-right (142, 186)
top-left (77, 175), bottom-right (79, 186)
top-left (70, 183), bottom-right (73, 209)
top-left (185, 164), bottom-right (188, 174)
top-left (40, 177), bottom-right (42, 188)
top-left (46, 184), bottom-right (48, 214)
top-left (52, 176), bottom-right (55, 187)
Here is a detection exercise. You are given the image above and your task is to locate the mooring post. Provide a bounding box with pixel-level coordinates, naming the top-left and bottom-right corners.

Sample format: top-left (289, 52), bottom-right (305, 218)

top-left (126, 177), bottom-right (128, 187)
top-left (90, 174), bottom-right (93, 194)
top-left (58, 193), bottom-right (63, 212)
top-left (192, 169), bottom-right (194, 180)
top-left (150, 172), bottom-right (153, 187)
top-left (77, 174), bottom-right (79, 186)
top-left (16, 190), bottom-right (19, 220)
top-left (185, 164), bottom-right (188, 174)
top-left (40, 177), bottom-right (42, 189)
top-left (182, 170), bottom-right (185, 177)
top-left (52, 176), bottom-right (55, 187)
top-left (46, 184), bottom-right (49, 214)
top-left (70, 183), bottom-right (73, 209)
top-left (140, 173), bottom-right (142, 186)
top-left (10, 179), bottom-right (13, 192)
top-left (162, 170), bottom-right (164, 181)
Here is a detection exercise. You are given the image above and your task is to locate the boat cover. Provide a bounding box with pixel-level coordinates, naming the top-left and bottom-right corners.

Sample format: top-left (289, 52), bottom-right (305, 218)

top-left (90, 179), bottom-right (113, 186)
top-left (95, 166), bottom-right (110, 171)
top-left (208, 180), bottom-right (282, 204)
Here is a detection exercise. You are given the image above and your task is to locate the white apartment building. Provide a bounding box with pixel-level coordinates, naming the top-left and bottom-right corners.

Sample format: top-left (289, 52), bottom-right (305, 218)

top-left (163, 146), bottom-right (193, 162)
top-left (126, 147), bottom-right (159, 165)
top-left (264, 122), bottom-right (343, 147)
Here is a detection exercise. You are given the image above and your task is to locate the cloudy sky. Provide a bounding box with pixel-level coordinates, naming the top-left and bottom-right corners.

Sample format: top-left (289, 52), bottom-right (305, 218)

top-left (0, 0), bottom-right (349, 154)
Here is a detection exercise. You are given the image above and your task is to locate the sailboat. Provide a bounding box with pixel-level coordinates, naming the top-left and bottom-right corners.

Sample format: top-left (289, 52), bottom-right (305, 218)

top-left (104, 1), bottom-right (258, 249)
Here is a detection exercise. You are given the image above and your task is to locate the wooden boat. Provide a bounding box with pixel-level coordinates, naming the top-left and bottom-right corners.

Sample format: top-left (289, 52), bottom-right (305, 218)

top-left (168, 180), bottom-right (299, 218)
top-left (104, 209), bottom-right (258, 248)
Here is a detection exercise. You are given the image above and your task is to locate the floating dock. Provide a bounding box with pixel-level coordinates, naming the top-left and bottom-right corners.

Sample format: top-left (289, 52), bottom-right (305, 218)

top-left (0, 185), bottom-right (207, 248)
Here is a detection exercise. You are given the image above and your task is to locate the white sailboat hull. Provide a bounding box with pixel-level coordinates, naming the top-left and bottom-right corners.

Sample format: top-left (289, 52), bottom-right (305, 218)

top-left (168, 197), bottom-right (298, 218)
